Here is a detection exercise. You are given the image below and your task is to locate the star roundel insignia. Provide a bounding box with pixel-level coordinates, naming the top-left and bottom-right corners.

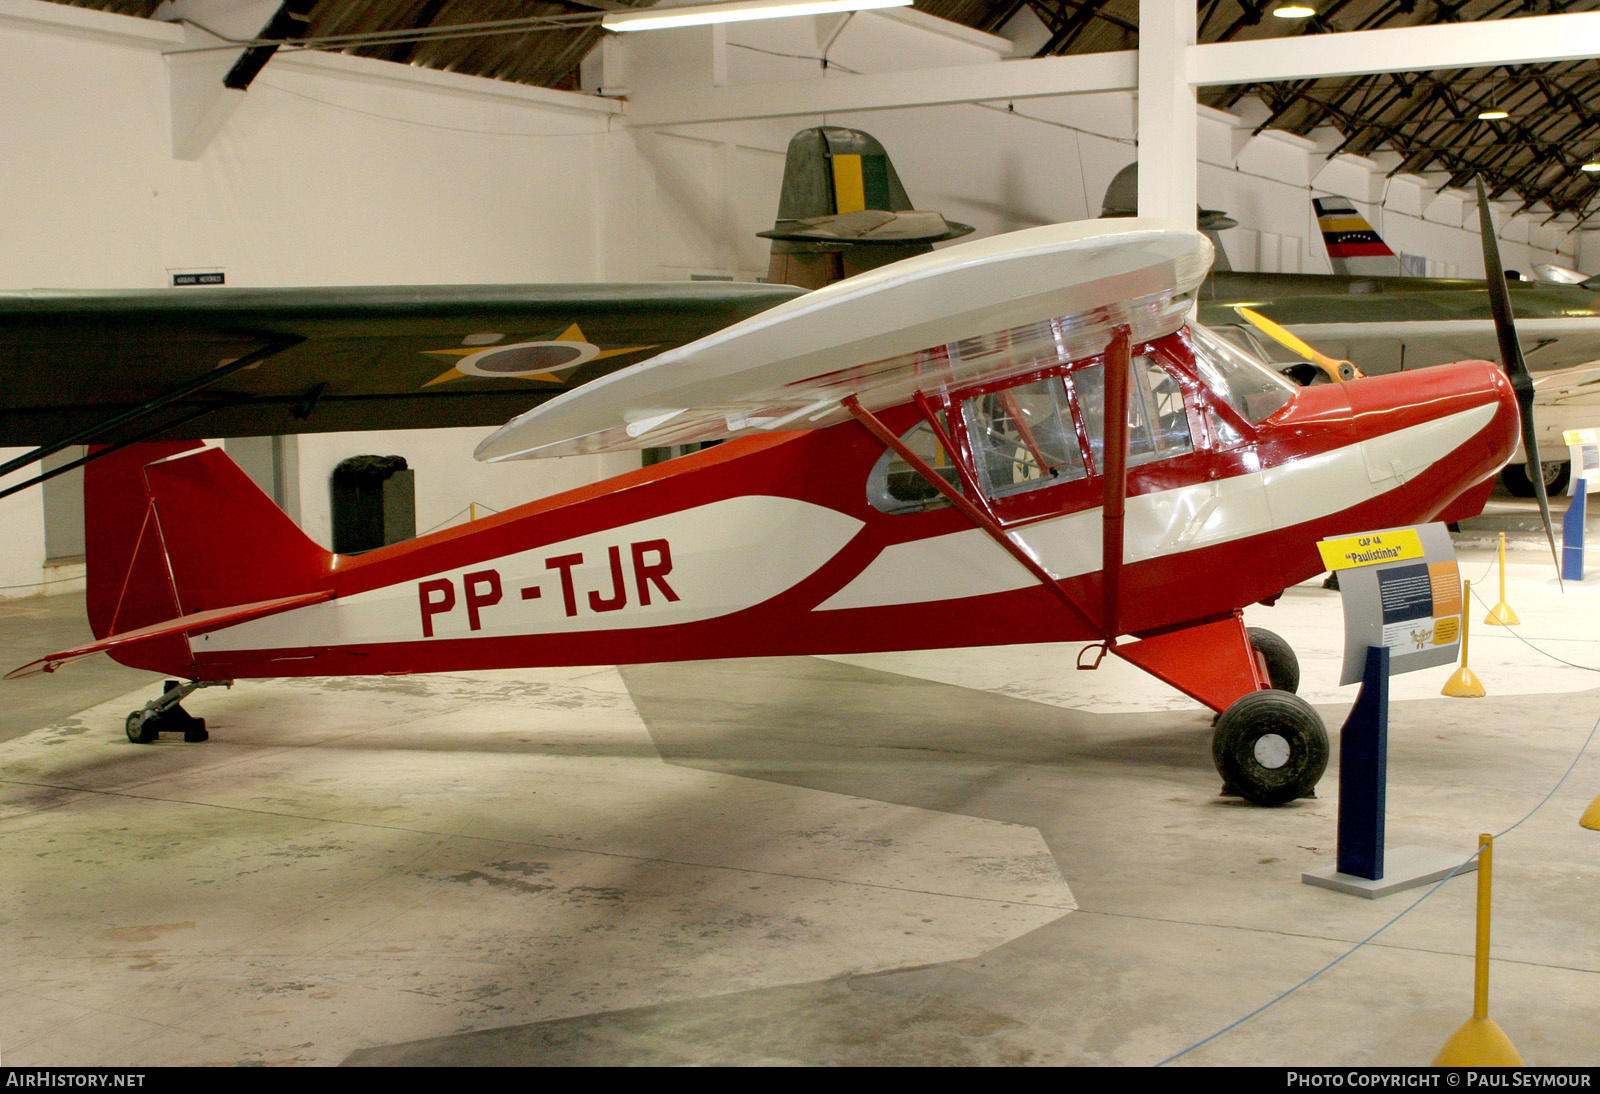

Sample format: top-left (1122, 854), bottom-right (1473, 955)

top-left (422, 324), bottom-right (655, 387)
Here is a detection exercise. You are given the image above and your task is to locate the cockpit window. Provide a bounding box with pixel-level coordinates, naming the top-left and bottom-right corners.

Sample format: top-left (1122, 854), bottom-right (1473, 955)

top-left (961, 378), bottom-right (1087, 499)
top-left (1071, 356), bottom-right (1195, 469)
top-left (866, 418), bottom-right (958, 514)
top-left (1189, 323), bottom-right (1296, 424)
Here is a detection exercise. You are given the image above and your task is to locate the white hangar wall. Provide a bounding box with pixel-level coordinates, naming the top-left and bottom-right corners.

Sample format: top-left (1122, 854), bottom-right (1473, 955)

top-left (622, 12), bottom-right (1581, 284)
top-left (0, 0), bottom-right (637, 595)
top-left (2, 0), bottom-right (1595, 596)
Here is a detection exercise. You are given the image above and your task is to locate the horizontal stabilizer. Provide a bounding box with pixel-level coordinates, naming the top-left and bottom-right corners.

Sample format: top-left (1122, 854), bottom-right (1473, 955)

top-left (758, 210), bottom-right (974, 245)
top-left (5, 590), bottom-right (333, 679)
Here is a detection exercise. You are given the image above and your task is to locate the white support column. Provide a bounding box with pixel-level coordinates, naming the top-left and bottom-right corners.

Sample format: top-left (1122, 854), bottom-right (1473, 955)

top-left (155, 0), bottom-right (283, 160)
top-left (1137, 0), bottom-right (1196, 229)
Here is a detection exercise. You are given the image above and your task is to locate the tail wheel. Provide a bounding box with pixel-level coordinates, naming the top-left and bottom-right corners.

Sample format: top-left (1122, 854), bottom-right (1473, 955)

top-left (1246, 627), bottom-right (1299, 694)
top-left (1212, 690), bottom-right (1328, 806)
top-left (125, 711), bottom-right (157, 745)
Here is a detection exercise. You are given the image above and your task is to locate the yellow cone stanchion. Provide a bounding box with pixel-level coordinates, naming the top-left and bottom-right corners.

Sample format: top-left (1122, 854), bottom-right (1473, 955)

top-left (1434, 834), bottom-right (1523, 1066)
top-left (1443, 580), bottom-right (1486, 697)
top-left (1484, 533), bottom-right (1520, 626)
top-left (1582, 795), bottom-right (1600, 832)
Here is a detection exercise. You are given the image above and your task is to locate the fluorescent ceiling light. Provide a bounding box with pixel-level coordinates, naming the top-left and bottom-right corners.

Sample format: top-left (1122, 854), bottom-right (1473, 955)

top-left (1582, 163), bottom-right (1600, 173)
top-left (604, 0), bottom-right (911, 32)
top-left (1272, 4), bottom-right (1316, 17)
top-left (1477, 109), bottom-right (1509, 120)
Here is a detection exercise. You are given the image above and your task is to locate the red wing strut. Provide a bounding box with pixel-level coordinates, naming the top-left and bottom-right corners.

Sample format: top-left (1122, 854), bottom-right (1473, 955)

top-left (841, 396), bottom-right (1106, 638)
top-left (1099, 326), bottom-right (1132, 640)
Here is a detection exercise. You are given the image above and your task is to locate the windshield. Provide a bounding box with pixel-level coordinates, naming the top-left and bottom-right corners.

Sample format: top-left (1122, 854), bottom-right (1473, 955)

top-left (1188, 323), bottom-right (1297, 424)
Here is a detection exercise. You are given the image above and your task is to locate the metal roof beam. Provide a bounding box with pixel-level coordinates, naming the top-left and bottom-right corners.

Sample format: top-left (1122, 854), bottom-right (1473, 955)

top-left (156, 0), bottom-right (286, 160)
top-left (1033, 0), bottom-right (1105, 57)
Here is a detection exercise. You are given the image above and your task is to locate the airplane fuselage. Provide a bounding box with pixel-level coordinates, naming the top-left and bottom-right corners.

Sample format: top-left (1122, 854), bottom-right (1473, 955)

top-left (118, 329), bottom-right (1518, 682)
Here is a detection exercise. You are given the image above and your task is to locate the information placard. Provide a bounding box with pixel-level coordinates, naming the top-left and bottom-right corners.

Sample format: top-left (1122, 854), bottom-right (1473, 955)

top-left (1565, 428), bottom-right (1599, 497)
top-left (1321, 523), bottom-right (1461, 685)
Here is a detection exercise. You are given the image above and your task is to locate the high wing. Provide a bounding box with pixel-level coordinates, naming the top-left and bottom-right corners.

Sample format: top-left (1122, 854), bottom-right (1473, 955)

top-left (475, 220), bottom-right (1210, 462)
top-left (0, 282), bottom-right (804, 446)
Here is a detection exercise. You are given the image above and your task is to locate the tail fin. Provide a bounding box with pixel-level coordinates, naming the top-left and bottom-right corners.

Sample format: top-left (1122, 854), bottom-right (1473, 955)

top-left (1313, 196), bottom-right (1402, 277)
top-left (1099, 161), bottom-right (1236, 270)
top-left (87, 442), bottom-right (333, 649)
top-left (759, 126), bottom-right (973, 289)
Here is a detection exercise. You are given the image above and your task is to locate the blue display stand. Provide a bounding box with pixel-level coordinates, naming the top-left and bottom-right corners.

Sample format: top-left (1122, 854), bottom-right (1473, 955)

top-left (1337, 646), bottom-right (1389, 880)
top-left (1303, 645), bottom-right (1476, 898)
top-left (1563, 488), bottom-right (1587, 583)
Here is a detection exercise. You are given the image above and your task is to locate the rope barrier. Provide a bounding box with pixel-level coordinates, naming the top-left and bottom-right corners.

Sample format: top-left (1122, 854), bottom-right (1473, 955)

top-left (1157, 587), bottom-right (1600, 1064)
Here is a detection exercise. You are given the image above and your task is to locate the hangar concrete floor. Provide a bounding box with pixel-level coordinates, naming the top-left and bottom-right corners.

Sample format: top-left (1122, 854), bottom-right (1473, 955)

top-left (0, 538), bottom-right (1596, 1067)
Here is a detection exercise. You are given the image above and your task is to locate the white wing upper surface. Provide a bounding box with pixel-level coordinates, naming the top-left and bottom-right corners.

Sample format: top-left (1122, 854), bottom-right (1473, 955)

top-left (475, 219), bottom-right (1212, 462)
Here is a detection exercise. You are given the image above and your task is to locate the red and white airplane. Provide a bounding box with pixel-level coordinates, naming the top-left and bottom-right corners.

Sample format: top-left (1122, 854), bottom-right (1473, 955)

top-left (9, 219), bottom-right (1522, 806)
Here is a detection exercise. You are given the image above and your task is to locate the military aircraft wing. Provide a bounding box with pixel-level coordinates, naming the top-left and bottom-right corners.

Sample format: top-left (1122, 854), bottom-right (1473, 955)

top-left (476, 220), bottom-right (1210, 462)
top-left (1196, 275), bottom-right (1600, 376)
top-left (0, 281), bottom-right (805, 447)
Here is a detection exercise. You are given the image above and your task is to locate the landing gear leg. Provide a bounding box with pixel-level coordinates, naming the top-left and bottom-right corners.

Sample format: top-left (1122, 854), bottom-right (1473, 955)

top-left (1109, 614), bottom-right (1323, 804)
top-left (1212, 690), bottom-right (1329, 806)
top-left (125, 679), bottom-right (232, 744)
top-left (1247, 627), bottom-right (1300, 694)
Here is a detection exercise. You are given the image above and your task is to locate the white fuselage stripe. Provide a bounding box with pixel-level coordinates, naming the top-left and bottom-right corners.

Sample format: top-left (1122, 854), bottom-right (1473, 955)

top-left (814, 403), bottom-right (1494, 612)
top-left (199, 496), bottom-right (863, 651)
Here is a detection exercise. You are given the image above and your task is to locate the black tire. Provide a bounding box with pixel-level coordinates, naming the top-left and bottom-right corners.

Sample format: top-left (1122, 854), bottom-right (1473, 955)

top-left (1501, 461), bottom-right (1571, 498)
top-left (125, 711), bottom-right (157, 744)
top-left (1212, 690), bottom-right (1328, 806)
top-left (1247, 627), bottom-right (1300, 694)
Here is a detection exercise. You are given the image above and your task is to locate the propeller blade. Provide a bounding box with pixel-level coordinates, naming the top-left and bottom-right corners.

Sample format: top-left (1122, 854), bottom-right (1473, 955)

top-left (1233, 306), bottom-right (1360, 382)
top-left (1475, 178), bottom-right (1562, 587)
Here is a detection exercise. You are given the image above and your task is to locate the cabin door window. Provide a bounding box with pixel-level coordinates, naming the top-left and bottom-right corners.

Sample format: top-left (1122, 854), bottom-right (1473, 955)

top-left (960, 378), bottom-right (1087, 500)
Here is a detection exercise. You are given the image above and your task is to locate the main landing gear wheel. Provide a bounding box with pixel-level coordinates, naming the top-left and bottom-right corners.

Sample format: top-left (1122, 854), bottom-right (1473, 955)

top-left (1501, 460), bottom-right (1570, 498)
top-left (1247, 627), bottom-right (1299, 694)
top-left (1212, 690), bottom-right (1328, 806)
